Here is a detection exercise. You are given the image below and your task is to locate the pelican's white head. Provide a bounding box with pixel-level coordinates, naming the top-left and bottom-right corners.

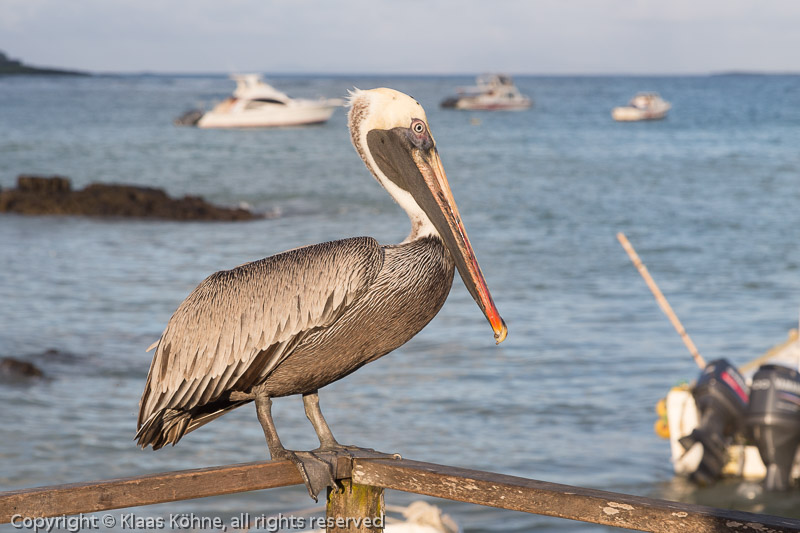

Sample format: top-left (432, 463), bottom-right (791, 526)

top-left (348, 88), bottom-right (435, 240)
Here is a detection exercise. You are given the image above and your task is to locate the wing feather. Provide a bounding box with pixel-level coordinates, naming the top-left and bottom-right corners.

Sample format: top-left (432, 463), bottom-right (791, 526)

top-left (137, 237), bottom-right (383, 428)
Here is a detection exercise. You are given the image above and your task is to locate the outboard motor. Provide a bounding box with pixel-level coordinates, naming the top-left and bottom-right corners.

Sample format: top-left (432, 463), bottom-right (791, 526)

top-left (679, 359), bottom-right (749, 485)
top-left (746, 364), bottom-right (800, 491)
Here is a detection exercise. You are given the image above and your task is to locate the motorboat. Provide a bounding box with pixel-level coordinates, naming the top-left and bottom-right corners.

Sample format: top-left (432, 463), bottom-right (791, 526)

top-left (612, 92), bottom-right (671, 121)
top-left (617, 233), bottom-right (800, 490)
top-left (440, 74), bottom-right (531, 111)
top-left (658, 328), bottom-right (800, 490)
top-left (175, 74), bottom-right (344, 128)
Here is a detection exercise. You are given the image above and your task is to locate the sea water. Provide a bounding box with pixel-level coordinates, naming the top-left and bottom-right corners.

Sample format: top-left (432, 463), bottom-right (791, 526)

top-left (1, 74), bottom-right (799, 531)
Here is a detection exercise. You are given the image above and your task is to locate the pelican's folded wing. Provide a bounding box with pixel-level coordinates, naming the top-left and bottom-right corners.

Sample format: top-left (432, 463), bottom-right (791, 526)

top-left (137, 236), bottom-right (383, 429)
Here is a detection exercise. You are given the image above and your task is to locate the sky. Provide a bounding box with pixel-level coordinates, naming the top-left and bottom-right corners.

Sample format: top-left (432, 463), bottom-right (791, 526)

top-left (2, 0), bottom-right (800, 75)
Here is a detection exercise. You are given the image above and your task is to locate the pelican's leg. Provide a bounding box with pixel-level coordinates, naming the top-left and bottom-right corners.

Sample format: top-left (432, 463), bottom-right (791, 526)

top-left (303, 391), bottom-right (373, 455)
top-left (303, 391), bottom-right (340, 449)
top-left (253, 389), bottom-right (336, 501)
top-left (254, 393), bottom-right (290, 460)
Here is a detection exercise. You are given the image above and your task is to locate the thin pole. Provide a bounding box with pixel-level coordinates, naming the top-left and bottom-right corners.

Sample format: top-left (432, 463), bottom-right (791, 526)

top-left (617, 232), bottom-right (706, 369)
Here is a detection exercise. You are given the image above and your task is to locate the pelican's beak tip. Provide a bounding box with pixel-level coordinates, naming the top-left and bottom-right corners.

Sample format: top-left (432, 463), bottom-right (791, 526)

top-left (493, 318), bottom-right (508, 345)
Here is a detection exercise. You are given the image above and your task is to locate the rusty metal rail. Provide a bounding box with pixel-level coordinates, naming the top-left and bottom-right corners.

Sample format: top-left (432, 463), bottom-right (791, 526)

top-left (1, 455), bottom-right (798, 532)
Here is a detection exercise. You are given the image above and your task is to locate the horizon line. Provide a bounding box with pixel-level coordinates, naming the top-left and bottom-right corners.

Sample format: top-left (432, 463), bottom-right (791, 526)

top-left (80, 69), bottom-right (800, 78)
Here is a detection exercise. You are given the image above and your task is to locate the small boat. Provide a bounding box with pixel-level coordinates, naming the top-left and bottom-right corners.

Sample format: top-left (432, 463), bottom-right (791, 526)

top-left (618, 234), bottom-right (800, 491)
top-left (611, 92), bottom-right (671, 121)
top-left (659, 328), bottom-right (800, 490)
top-left (440, 74), bottom-right (531, 111)
top-left (175, 74), bottom-right (344, 128)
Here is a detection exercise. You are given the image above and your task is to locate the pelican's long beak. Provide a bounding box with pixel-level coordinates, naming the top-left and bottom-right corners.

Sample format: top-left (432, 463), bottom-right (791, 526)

top-left (355, 87), bottom-right (506, 343)
top-left (411, 148), bottom-right (507, 344)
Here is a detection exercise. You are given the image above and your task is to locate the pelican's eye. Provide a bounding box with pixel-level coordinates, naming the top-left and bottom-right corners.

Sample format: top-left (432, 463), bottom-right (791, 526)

top-left (407, 118), bottom-right (433, 150)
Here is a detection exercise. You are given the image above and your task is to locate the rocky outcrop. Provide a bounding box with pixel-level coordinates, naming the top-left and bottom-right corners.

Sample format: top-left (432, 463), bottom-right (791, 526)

top-left (0, 357), bottom-right (44, 379)
top-left (0, 175), bottom-right (263, 221)
top-left (0, 349), bottom-right (80, 382)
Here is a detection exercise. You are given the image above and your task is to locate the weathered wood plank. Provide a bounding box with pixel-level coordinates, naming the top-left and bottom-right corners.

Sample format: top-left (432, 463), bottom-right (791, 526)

top-left (3, 454), bottom-right (798, 533)
top-left (326, 480), bottom-right (384, 533)
top-left (0, 460), bottom-right (305, 523)
top-left (353, 458), bottom-right (800, 533)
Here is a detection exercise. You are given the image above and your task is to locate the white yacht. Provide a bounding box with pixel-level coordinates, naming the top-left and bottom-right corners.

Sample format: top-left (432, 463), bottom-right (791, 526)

top-left (612, 92), bottom-right (671, 121)
top-left (440, 74), bottom-right (531, 111)
top-left (177, 74), bottom-right (343, 128)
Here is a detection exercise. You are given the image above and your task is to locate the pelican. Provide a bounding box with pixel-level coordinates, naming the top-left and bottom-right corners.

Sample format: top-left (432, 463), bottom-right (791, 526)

top-left (136, 88), bottom-right (507, 499)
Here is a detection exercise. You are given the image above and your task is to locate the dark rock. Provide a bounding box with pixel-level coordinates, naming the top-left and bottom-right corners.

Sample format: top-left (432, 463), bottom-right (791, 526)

top-left (0, 175), bottom-right (264, 221)
top-left (0, 357), bottom-right (44, 379)
top-left (17, 174), bottom-right (72, 193)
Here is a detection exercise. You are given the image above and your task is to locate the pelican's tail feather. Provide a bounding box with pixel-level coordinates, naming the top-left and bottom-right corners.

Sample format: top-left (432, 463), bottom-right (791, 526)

top-left (136, 400), bottom-right (249, 450)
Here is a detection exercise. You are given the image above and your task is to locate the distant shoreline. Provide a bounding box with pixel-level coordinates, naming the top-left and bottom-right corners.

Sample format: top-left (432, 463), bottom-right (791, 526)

top-left (0, 51), bottom-right (88, 76)
top-left (2, 49), bottom-right (797, 79)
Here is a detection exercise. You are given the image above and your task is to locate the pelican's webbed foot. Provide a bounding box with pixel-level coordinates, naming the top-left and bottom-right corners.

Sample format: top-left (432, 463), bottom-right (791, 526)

top-left (276, 449), bottom-right (337, 501)
top-left (295, 446), bottom-right (392, 499)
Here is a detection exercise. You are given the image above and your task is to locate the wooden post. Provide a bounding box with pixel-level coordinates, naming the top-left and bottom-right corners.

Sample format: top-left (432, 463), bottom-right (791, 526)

top-left (326, 479), bottom-right (384, 533)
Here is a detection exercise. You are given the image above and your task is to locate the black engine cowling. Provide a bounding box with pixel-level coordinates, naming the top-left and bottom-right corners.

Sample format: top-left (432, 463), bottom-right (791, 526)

top-left (746, 364), bottom-right (800, 491)
top-left (679, 359), bottom-right (749, 485)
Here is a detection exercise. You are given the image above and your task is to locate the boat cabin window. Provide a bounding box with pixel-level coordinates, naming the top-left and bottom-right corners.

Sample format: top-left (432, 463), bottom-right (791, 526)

top-left (252, 98), bottom-right (286, 105)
